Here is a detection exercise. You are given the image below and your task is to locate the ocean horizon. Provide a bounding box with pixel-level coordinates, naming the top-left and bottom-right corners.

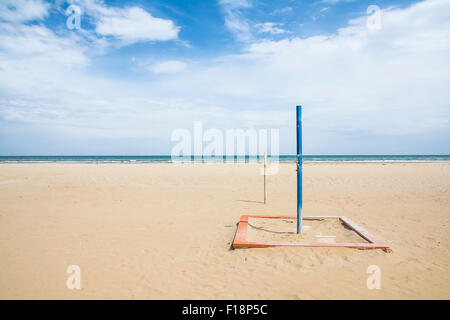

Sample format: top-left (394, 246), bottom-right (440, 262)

top-left (1, 155), bottom-right (449, 163)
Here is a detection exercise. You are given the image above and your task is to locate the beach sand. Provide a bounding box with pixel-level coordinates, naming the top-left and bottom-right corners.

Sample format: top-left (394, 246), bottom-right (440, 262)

top-left (245, 217), bottom-right (368, 244)
top-left (0, 162), bottom-right (449, 299)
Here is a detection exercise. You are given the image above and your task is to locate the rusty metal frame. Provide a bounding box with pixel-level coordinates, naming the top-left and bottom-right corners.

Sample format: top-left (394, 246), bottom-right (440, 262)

top-left (232, 215), bottom-right (389, 250)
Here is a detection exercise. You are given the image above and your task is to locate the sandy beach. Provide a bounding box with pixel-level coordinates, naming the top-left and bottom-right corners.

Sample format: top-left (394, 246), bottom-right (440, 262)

top-left (0, 162), bottom-right (449, 299)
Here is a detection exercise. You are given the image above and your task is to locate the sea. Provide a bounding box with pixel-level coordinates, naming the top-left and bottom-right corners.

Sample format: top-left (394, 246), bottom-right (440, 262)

top-left (0, 155), bottom-right (449, 163)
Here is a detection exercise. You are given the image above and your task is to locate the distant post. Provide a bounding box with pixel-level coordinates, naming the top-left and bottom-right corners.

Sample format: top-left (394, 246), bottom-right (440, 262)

top-left (264, 152), bottom-right (267, 204)
top-left (296, 105), bottom-right (303, 234)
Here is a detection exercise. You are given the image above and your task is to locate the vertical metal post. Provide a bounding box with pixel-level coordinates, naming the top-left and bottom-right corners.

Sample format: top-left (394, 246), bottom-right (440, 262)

top-left (264, 152), bottom-right (267, 204)
top-left (296, 105), bottom-right (302, 234)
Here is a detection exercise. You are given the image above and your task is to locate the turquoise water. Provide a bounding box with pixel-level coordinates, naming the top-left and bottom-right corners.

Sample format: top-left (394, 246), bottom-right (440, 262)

top-left (0, 155), bottom-right (449, 163)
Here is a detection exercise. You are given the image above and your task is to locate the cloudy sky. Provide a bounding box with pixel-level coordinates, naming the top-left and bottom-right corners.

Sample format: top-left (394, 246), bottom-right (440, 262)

top-left (0, 0), bottom-right (449, 155)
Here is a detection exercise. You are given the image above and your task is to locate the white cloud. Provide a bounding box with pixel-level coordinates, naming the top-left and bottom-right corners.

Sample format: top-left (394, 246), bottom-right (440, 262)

top-left (228, 0), bottom-right (450, 139)
top-left (219, 0), bottom-right (252, 10)
top-left (65, 0), bottom-right (180, 45)
top-left (255, 22), bottom-right (288, 34)
top-left (219, 0), bottom-right (253, 41)
top-left (0, 23), bottom-right (87, 64)
top-left (95, 6), bottom-right (179, 42)
top-left (320, 0), bottom-right (356, 4)
top-left (270, 7), bottom-right (293, 15)
top-left (0, 0), bottom-right (49, 23)
top-left (219, 1), bottom-right (290, 40)
top-left (147, 60), bottom-right (187, 74)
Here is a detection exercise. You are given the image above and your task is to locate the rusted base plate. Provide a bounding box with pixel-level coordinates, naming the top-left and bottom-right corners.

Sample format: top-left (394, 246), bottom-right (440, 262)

top-left (232, 215), bottom-right (389, 250)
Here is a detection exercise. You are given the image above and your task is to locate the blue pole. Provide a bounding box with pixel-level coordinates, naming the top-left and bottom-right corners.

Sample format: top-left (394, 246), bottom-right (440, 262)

top-left (296, 105), bottom-right (302, 234)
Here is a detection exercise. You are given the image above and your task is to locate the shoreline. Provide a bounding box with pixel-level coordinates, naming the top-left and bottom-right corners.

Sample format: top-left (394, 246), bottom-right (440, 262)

top-left (1, 160), bottom-right (450, 164)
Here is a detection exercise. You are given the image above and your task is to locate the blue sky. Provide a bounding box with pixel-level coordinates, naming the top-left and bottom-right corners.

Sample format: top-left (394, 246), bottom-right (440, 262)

top-left (0, 0), bottom-right (449, 155)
